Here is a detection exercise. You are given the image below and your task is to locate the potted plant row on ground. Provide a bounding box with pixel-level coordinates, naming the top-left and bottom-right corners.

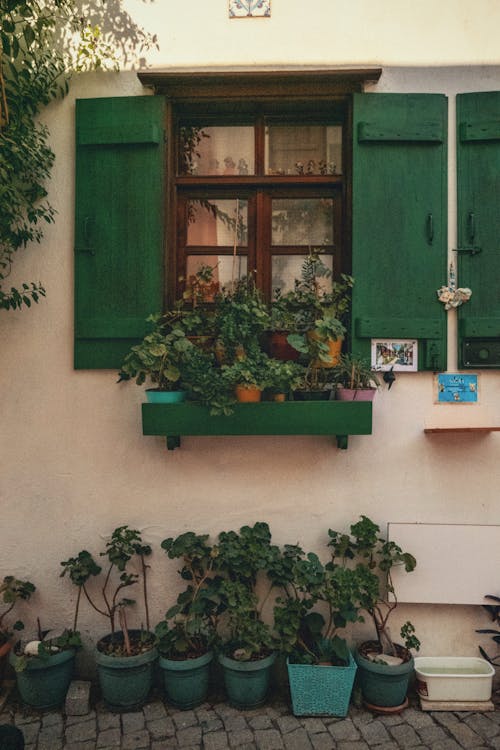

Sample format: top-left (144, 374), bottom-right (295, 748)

top-left (6, 517), bottom-right (419, 716)
top-left (118, 258), bottom-right (379, 410)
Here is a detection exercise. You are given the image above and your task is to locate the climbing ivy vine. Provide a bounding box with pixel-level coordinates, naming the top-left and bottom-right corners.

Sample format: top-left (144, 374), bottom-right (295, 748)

top-left (0, 1), bottom-right (154, 311)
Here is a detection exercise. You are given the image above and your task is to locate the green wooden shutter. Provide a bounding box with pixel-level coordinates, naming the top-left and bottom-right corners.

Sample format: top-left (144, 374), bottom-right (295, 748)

top-left (74, 96), bottom-right (165, 369)
top-left (352, 93), bottom-right (448, 370)
top-left (457, 92), bottom-right (500, 368)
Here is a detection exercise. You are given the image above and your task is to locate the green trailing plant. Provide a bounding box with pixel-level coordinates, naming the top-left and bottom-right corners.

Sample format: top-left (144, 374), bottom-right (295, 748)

top-left (60, 525), bottom-right (153, 656)
top-left (328, 516), bottom-right (420, 660)
top-left (216, 522), bottom-right (280, 661)
top-left (476, 594), bottom-right (500, 665)
top-left (0, 0), bottom-right (154, 311)
top-left (265, 359), bottom-right (305, 398)
top-left (156, 532), bottom-right (222, 659)
top-left (222, 351), bottom-right (272, 391)
top-left (0, 575), bottom-right (35, 645)
top-left (181, 345), bottom-right (236, 416)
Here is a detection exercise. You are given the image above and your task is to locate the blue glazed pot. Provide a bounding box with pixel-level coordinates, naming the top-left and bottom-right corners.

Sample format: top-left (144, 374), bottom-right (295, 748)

top-left (287, 652), bottom-right (357, 717)
top-left (159, 651), bottom-right (213, 710)
top-left (146, 389), bottom-right (187, 404)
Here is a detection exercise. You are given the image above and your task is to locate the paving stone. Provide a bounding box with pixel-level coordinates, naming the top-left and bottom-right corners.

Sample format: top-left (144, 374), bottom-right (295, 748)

top-left (143, 700), bottom-right (168, 721)
top-left (253, 728), bottom-right (285, 749)
top-left (172, 709), bottom-right (198, 729)
top-left (428, 741), bottom-right (463, 750)
top-left (328, 717), bottom-right (360, 741)
top-left (446, 720), bottom-right (484, 748)
top-left (310, 733), bottom-right (336, 750)
top-left (121, 727), bottom-right (151, 749)
top-left (65, 718), bottom-right (99, 744)
top-left (38, 722), bottom-right (63, 739)
top-left (97, 712), bottom-right (121, 730)
top-left (403, 707), bottom-right (436, 729)
top-left (228, 728), bottom-right (254, 746)
top-left (41, 710), bottom-right (63, 727)
top-left (66, 710), bottom-right (97, 726)
top-left (276, 716), bottom-right (301, 734)
top-left (13, 722), bottom-right (39, 744)
top-left (96, 726), bottom-right (121, 746)
top-left (300, 717), bottom-right (327, 734)
top-left (64, 741), bottom-right (96, 750)
top-left (389, 722), bottom-right (423, 746)
top-left (121, 710), bottom-right (145, 732)
top-left (37, 737), bottom-right (63, 750)
top-left (152, 740), bottom-right (180, 750)
top-left (282, 727), bottom-right (313, 749)
top-left (433, 711), bottom-right (461, 730)
top-left (336, 741), bottom-right (370, 750)
top-left (370, 743), bottom-right (399, 750)
top-left (248, 714), bottom-right (274, 730)
top-left (201, 717), bottom-right (224, 732)
top-left (224, 714), bottom-right (249, 732)
top-left (176, 725), bottom-right (203, 746)
top-left (203, 730), bottom-right (230, 749)
top-left (147, 716), bottom-right (176, 739)
top-left (464, 713), bottom-right (500, 740)
top-left (417, 723), bottom-right (449, 745)
top-left (65, 680), bottom-right (91, 716)
top-left (358, 719), bottom-right (391, 745)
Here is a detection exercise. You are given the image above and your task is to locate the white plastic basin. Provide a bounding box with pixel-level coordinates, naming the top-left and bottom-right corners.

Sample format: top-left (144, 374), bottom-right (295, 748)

top-left (415, 656), bottom-right (495, 702)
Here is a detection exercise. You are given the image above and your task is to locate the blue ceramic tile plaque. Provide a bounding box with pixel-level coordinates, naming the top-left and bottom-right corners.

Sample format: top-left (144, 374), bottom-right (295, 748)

top-left (437, 373), bottom-right (478, 403)
top-left (229, 0), bottom-right (271, 17)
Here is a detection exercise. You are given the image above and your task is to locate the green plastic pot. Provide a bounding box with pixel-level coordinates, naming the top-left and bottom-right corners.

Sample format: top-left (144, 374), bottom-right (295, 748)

top-left (96, 631), bottom-right (158, 712)
top-left (287, 652), bottom-right (357, 716)
top-left (10, 648), bottom-right (75, 710)
top-left (354, 645), bottom-right (414, 708)
top-left (218, 652), bottom-right (276, 709)
top-left (159, 650), bottom-right (213, 710)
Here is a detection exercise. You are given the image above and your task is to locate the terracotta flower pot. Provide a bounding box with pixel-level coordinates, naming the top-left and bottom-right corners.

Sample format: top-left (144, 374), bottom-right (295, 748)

top-left (235, 385), bottom-right (262, 403)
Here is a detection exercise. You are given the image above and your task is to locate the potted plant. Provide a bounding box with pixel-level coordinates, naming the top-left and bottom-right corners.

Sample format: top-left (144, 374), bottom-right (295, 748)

top-left (61, 525), bottom-right (157, 712)
top-left (272, 542), bottom-right (374, 716)
top-left (264, 359), bottom-right (305, 401)
top-left (214, 276), bottom-right (270, 362)
top-left (155, 532), bottom-right (222, 710)
top-left (181, 345), bottom-right (236, 416)
top-left (222, 351), bottom-right (272, 403)
top-left (118, 315), bottom-right (194, 403)
top-left (215, 522), bottom-right (279, 709)
top-left (0, 576), bottom-right (35, 687)
top-left (268, 288), bottom-right (300, 361)
top-left (333, 353), bottom-right (380, 401)
top-left (10, 621), bottom-right (81, 711)
top-left (329, 516), bottom-right (420, 711)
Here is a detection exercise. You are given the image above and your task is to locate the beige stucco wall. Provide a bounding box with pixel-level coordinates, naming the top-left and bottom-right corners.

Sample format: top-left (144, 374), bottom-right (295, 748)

top-left (1, 1), bottom-right (500, 675)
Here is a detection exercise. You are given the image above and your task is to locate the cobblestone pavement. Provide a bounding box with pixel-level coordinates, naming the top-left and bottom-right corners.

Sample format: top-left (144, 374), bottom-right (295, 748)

top-left (2, 693), bottom-right (500, 750)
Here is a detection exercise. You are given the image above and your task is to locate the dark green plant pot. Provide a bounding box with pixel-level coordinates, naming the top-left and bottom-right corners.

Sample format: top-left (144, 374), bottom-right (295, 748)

top-left (354, 645), bottom-right (414, 708)
top-left (10, 648), bottom-right (75, 710)
top-left (218, 652), bottom-right (276, 709)
top-left (159, 651), bottom-right (213, 710)
top-left (96, 631), bottom-right (158, 712)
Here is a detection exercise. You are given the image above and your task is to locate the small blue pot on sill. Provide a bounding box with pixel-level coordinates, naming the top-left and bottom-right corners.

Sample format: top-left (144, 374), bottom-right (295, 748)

top-left (146, 389), bottom-right (187, 404)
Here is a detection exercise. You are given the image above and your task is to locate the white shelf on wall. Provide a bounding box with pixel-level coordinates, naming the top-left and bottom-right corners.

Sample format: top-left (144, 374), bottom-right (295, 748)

top-left (423, 406), bottom-right (500, 435)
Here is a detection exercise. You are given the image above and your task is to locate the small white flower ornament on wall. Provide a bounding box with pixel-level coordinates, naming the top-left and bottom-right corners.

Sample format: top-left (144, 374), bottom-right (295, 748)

top-left (229, 0), bottom-right (271, 18)
top-left (436, 263), bottom-right (472, 310)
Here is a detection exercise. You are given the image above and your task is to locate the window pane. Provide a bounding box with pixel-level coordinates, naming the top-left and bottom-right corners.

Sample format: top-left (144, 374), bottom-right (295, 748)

top-left (187, 199), bottom-right (248, 247)
top-left (271, 198), bottom-right (334, 246)
top-left (186, 255), bottom-right (248, 290)
top-left (272, 255), bottom-right (333, 295)
top-left (179, 125), bottom-right (255, 175)
top-left (265, 125), bottom-right (342, 176)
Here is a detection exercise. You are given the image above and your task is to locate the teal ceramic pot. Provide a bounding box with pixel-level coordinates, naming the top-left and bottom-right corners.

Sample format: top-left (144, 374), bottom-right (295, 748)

top-left (354, 644), bottom-right (414, 708)
top-left (218, 652), bottom-right (276, 709)
top-left (287, 652), bottom-right (357, 717)
top-left (146, 389), bottom-right (186, 404)
top-left (10, 648), bottom-right (75, 710)
top-left (96, 631), bottom-right (158, 712)
top-left (159, 651), bottom-right (213, 710)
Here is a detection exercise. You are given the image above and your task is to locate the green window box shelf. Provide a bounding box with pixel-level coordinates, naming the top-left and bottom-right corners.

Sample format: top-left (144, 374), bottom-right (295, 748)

top-left (141, 401), bottom-right (373, 450)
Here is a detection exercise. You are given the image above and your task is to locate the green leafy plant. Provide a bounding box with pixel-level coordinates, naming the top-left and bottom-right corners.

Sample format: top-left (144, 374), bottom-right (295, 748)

top-left (156, 532), bottom-right (222, 659)
top-left (328, 516), bottom-right (420, 659)
top-left (118, 315), bottom-right (194, 392)
top-left (216, 522), bottom-right (280, 661)
top-left (181, 345), bottom-right (235, 416)
top-left (0, 576), bottom-right (35, 645)
top-left (265, 359), bottom-right (305, 397)
top-left (214, 276), bottom-right (270, 360)
top-left (60, 526), bottom-right (153, 656)
top-left (272, 543), bottom-right (375, 666)
top-left (222, 351), bottom-right (272, 390)
top-left (476, 594), bottom-right (500, 665)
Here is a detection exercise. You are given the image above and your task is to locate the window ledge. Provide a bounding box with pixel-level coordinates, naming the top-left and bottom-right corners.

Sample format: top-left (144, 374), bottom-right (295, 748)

top-left (141, 401), bottom-right (373, 450)
top-left (424, 426), bottom-right (500, 434)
